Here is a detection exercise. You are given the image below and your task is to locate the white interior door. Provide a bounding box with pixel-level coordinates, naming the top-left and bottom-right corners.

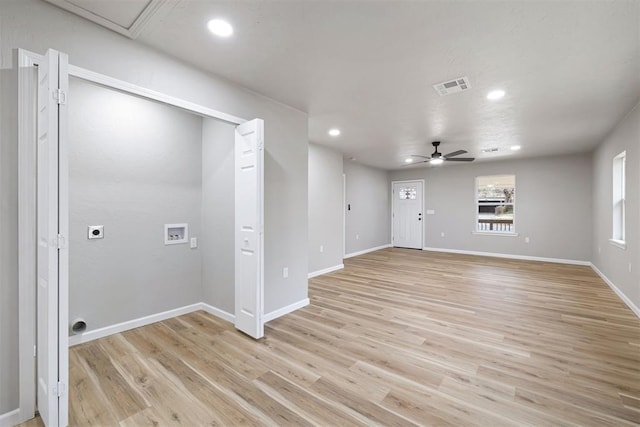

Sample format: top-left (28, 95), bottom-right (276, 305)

top-left (392, 181), bottom-right (424, 249)
top-left (234, 119), bottom-right (265, 339)
top-left (36, 49), bottom-right (69, 427)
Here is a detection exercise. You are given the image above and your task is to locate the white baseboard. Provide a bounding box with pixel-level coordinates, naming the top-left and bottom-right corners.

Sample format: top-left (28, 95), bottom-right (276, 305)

top-left (423, 247), bottom-right (591, 266)
top-left (308, 264), bottom-right (344, 278)
top-left (591, 264), bottom-right (640, 319)
top-left (200, 303), bottom-right (235, 323)
top-left (0, 409), bottom-right (20, 427)
top-left (68, 298), bottom-right (310, 346)
top-left (344, 244), bottom-right (391, 259)
top-left (264, 298), bottom-right (310, 322)
top-left (69, 303), bottom-right (203, 346)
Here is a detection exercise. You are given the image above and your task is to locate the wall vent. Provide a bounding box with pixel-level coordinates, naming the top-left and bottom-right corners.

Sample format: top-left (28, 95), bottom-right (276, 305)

top-left (481, 147), bottom-right (500, 153)
top-left (433, 76), bottom-right (471, 96)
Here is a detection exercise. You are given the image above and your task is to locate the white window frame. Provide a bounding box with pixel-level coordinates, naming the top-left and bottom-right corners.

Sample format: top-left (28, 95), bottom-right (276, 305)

top-left (610, 151), bottom-right (626, 249)
top-left (473, 174), bottom-right (518, 236)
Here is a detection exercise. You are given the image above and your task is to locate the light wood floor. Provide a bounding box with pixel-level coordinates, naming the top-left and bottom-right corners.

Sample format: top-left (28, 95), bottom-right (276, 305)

top-left (26, 248), bottom-right (640, 426)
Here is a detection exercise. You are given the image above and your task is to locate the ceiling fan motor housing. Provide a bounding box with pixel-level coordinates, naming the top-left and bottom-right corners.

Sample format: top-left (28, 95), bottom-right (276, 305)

top-left (432, 141), bottom-right (442, 158)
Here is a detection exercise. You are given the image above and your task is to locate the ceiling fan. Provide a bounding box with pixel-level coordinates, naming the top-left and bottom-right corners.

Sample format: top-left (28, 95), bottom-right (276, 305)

top-left (407, 141), bottom-right (475, 165)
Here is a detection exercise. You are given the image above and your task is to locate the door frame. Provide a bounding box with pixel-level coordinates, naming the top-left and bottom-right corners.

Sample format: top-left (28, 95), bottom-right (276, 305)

top-left (390, 179), bottom-right (425, 249)
top-left (17, 48), bottom-right (264, 424)
top-left (17, 48), bottom-right (40, 425)
top-left (342, 173), bottom-right (346, 258)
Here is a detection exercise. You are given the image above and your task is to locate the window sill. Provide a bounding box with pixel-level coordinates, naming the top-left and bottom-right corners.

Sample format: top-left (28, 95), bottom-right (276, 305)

top-left (609, 239), bottom-right (626, 250)
top-left (472, 231), bottom-right (519, 237)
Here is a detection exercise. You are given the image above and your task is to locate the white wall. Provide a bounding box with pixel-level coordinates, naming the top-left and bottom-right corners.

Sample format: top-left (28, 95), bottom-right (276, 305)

top-left (390, 153), bottom-right (593, 262)
top-left (308, 143), bottom-right (344, 273)
top-left (0, 59), bottom-right (19, 414)
top-left (344, 160), bottom-right (390, 255)
top-left (0, 0), bottom-right (308, 415)
top-left (68, 78), bottom-right (204, 332)
top-left (202, 118), bottom-right (236, 314)
top-left (592, 102), bottom-right (639, 312)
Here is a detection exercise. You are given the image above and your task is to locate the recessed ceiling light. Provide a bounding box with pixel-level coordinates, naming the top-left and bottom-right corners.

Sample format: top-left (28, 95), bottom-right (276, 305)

top-left (207, 19), bottom-right (233, 37)
top-left (430, 158), bottom-right (444, 165)
top-left (510, 145), bottom-right (521, 151)
top-left (328, 128), bottom-right (341, 137)
top-left (405, 158), bottom-right (413, 163)
top-left (487, 90), bottom-right (505, 100)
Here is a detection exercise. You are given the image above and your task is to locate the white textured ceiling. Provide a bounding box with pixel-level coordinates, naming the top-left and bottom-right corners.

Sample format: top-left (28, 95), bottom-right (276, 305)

top-left (69, 1), bottom-right (640, 169)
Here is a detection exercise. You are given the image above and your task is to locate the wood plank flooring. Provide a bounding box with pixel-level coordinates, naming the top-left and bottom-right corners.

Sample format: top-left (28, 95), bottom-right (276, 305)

top-left (29, 249), bottom-right (640, 426)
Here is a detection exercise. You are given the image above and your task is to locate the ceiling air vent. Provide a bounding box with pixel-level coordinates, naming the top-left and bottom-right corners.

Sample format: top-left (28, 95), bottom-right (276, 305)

top-left (433, 76), bottom-right (471, 96)
top-left (481, 148), bottom-right (500, 153)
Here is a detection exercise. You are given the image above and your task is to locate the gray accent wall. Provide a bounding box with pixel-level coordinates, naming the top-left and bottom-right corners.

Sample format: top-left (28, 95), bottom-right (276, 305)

top-left (344, 160), bottom-right (390, 255)
top-left (592, 102), bottom-right (639, 310)
top-left (390, 153), bottom-right (593, 261)
top-left (0, 0), bottom-right (308, 414)
top-left (308, 143), bottom-right (344, 273)
top-left (202, 118), bottom-right (236, 314)
top-left (68, 79), bottom-right (203, 332)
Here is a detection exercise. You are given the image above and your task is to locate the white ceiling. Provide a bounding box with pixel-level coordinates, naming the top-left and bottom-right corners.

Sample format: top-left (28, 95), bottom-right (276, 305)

top-left (54, 0), bottom-right (640, 170)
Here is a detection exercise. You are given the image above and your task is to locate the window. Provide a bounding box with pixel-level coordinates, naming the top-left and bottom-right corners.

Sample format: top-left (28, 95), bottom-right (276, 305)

top-left (476, 175), bottom-right (515, 233)
top-left (398, 187), bottom-right (417, 200)
top-left (611, 151), bottom-right (626, 247)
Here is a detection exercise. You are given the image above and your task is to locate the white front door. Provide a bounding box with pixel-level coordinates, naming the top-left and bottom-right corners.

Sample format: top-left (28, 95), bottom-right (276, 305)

top-left (36, 48), bottom-right (69, 427)
top-left (392, 181), bottom-right (424, 249)
top-left (234, 119), bottom-right (265, 339)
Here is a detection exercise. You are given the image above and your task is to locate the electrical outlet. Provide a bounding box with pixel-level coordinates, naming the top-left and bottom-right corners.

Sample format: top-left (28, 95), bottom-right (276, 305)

top-left (320, 245), bottom-right (324, 253)
top-left (283, 267), bottom-right (289, 278)
top-left (88, 225), bottom-right (104, 239)
top-left (440, 232), bottom-right (445, 237)
top-left (525, 237), bottom-right (530, 243)
top-left (190, 237), bottom-right (198, 249)
top-left (356, 234), bottom-right (359, 240)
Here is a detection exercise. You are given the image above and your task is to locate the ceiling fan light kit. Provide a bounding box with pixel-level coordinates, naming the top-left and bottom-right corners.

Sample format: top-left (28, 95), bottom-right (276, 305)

top-left (407, 141), bottom-right (475, 166)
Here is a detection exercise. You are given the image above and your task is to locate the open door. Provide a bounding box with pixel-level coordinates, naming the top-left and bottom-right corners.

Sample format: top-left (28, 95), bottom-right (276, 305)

top-left (234, 119), bottom-right (265, 339)
top-left (36, 48), bottom-right (69, 427)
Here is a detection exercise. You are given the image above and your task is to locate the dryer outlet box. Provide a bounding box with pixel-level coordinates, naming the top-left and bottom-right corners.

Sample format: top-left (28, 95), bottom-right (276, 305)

top-left (88, 225), bottom-right (104, 239)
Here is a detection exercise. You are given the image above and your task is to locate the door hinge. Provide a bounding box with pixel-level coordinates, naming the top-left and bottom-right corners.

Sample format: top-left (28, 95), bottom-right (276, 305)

top-left (55, 381), bottom-right (66, 398)
top-left (33, 345), bottom-right (36, 358)
top-left (258, 140), bottom-right (264, 151)
top-left (53, 88), bottom-right (66, 105)
top-left (56, 234), bottom-right (66, 249)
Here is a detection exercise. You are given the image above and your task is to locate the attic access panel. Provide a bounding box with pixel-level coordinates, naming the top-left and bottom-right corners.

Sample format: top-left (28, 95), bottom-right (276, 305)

top-left (42, 0), bottom-right (169, 39)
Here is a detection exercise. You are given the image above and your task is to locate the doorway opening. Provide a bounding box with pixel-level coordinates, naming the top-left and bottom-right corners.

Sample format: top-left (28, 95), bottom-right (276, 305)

top-left (18, 48), bottom-right (265, 426)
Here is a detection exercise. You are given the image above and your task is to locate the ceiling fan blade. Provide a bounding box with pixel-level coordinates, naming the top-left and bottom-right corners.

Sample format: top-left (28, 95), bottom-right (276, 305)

top-left (446, 157), bottom-right (475, 162)
top-left (403, 160), bottom-right (429, 166)
top-left (443, 150), bottom-right (467, 158)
